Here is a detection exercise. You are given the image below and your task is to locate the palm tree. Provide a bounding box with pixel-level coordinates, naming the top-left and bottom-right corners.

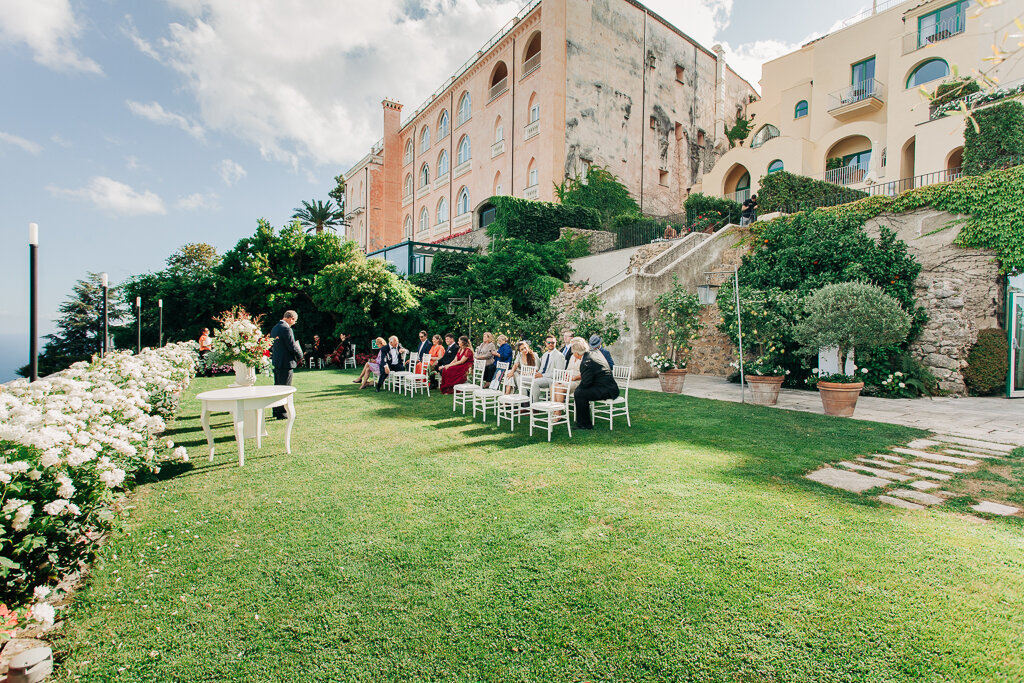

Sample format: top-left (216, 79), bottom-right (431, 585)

top-left (292, 199), bottom-right (345, 235)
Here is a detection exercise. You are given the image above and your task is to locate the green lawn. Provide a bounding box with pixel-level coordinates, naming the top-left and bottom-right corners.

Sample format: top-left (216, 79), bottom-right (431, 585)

top-left (50, 370), bottom-right (1024, 682)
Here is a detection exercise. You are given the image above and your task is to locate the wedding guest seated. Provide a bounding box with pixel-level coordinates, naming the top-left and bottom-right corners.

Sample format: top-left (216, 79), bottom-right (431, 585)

top-left (430, 333), bottom-right (458, 387)
top-left (329, 333), bottom-right (352, 366)
top-left (413, 329), bottom-right (432, 373)
top-left (553, 337), bottom-right (587, 407)
top-left (489, 334), bottom-right (513, 383)
top-left (375, 335), bottom-right (406, 392)
top-left (663, 225), bottom-right (678, 239)
top-left (305, 334), bottom-right (323, 366)
top-left (572, 338), bottom-right (620, 430)
top-left (589, 335), bottom-right (615, 369)
top-left (559, 331), bottom-right (573, 362)
top-left (439, 336), bottom-right (473, 394)
top-left (475, 332), bottom-right (497, 381)
top-left (531, 334), bottom-right (566, 401)
top-left (503, 341), bottom-right (538, 394)
top-left (354, 337), bottom-right (387, 389)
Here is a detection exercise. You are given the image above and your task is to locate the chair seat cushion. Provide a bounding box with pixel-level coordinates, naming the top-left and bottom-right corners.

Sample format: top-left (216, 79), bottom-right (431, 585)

top-left (454, 383), bottom-right (478, 391)
top-left (531, 401), bottom-right (566, 411)
top-left (595, 397), bottom-right (626, 404)
top-left (474, 389), bottom-right (503, 398)
top-left (498, 394), bottom-right (530, 404)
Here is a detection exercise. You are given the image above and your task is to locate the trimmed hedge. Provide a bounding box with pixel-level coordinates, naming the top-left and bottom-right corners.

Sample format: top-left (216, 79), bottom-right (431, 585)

top-left (684, 193), bottom-right (741, 227)
top-left (757, 171), bottom-right (868, 213)
top-left (488, 196), bottom-right (601, 243)
top-left (963, 328), bottom-right (1009, 395)
top-left (931, 78), bottom-right (980, 109)
top-left (963, 100), bottom-right (1024, 176)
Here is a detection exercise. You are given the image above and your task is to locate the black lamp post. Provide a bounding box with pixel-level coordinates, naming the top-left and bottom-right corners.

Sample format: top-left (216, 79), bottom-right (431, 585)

top-left (29, 223), bottom-right (39, 382)
top-left (158, 299), bottom-right (163, 347)
top-left (100, 272), bottom-right (108, 357)
top-left (136, 296), bottom-right (142, 353)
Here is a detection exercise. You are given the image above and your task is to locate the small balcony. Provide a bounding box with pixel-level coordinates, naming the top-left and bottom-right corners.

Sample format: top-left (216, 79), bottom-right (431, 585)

top-left (433, 173), bottom-right (449, 190)
top-left (828, 78), bottom-right (885, 119)
top-left (402, 193), bottom-right (413, 208)
top-left (523, 185), bottom-right (539, 200)
top-left (824, 163), bottom-right (870, 186)
top-left (524, 120), bottom-right (540, 140)
top-left (488, 79), bottom-right (508, 102)
top-left (522, 53), bottom-right (540, 78)
top-left (453, 160), bottom-right (472, 178)
top-left (491, 139), bottom-right (505, 158)
top-left (416, 185), bottom-right (430, 199)
top-left (902, 16), bottom-right (966, 54)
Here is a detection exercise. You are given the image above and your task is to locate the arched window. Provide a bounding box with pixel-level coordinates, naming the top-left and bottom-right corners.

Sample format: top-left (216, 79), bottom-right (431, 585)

top-left (457, 92), bottom-right (472, 126)
top-left (437, 197), bottom-right (449, 224)
top-left (907, 58), bottom-right (950, 88)
top-left (750, 124), bottom-right (780, 148)
top-left (489, 62), bottom-right (508, 99)
top-left (457, 187), bottom-right (470, 215)
top-left (736, 172), bottom-right (750, 193)
top-left (523, 32), bottom-right (541, 73)
top-left (767, 159), bottom-right (784, 174)
top-left (403, 173), bottom-right (413, 197)
top-left (404, 139), bottom-right (414, 164)
top-left (527, 158), bottom-right (538, 187)
top-left (419, 208), bottom-right (429, 233)
top-left (420, 163), bottom-right (430, 187)
top-left (457, 135), bottom-right (471, 165)
top-left (437, 149), bottom-right (449, 177)
top-left (420, 126), bottom-right (430, 152)
top-left (528, 93), bottom-right (540, 123)
top-left (794, 100), bottom-right (808, 118)
top-left (494, 171), bottom-right (503, 195)
top-left (494, 117), bottom-right (504, 142)
top-left (403, 215), bottom-right (413, 238)
top-left (438, 110), bottom-right (450, 139)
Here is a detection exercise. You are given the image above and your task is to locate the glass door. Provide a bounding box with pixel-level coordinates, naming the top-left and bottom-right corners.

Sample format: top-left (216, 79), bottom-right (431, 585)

top-left (1010, 275), bottom-right (1024, 397)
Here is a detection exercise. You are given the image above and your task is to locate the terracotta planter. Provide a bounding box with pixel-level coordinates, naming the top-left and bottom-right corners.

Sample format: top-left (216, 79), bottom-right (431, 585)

top-left (658, 368), bottom-right (687, 394)
top-left (231, 361), bottom-right (256, 388)
top-left (817, 381), bottom-right (864, 417)
top-left (745, 375), bottom-right (784, 406)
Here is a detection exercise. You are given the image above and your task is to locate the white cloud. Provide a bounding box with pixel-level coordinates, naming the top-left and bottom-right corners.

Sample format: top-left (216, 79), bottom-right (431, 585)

top-left (0, 131), bottom-right (42, 155)
top-left (176, 192), bottom-right (219, 210)
top-left (717, 39), bottom-right (805, 91)
top-left (126, 100), bottom-right (205, 139)
top-left (642, 0), bottom-right (734, 47)
top-left (48, 176), bottom-right (167, 216)
top-left (50, 133), bottom-right (73, 147)
top-left (217, 159), bottom-right (246, 185)
top-left (0, 0), bottom-right (101, 73)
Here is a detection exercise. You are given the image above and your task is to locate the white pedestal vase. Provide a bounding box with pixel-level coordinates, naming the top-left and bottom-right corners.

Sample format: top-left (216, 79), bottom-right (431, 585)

top-left (230, 361), bottom-right (257, 388)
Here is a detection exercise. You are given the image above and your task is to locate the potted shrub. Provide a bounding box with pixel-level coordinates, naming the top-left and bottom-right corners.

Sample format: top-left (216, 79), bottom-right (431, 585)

top-left (209, 306), bottom-right (273, 387)
top-left (795, 282), bottom-right (911, 416)
top-left (642, 276), bottom-right (702, 393)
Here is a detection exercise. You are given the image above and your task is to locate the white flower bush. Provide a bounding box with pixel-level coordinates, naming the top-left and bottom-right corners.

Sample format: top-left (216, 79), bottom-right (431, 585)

top-left (0, 342), bottom-right (197, 607)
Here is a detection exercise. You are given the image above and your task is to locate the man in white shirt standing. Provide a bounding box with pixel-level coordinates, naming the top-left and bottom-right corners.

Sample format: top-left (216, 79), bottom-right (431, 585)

top-left (532, 334), bottom-right (567, 401)
top-left (559, 331), bottom-right (573, 362)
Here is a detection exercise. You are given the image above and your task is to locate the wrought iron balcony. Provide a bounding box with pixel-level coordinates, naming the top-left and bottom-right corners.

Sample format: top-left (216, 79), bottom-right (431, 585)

top-left (903, 15), bottom-right (966, 54)
top-left (828, 78), bottom-right (885, 118)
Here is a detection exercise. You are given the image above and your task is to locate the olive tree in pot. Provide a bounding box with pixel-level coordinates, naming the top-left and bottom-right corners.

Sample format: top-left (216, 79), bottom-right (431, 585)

top-left (795, 282), bottom-right (912, 416)
top-left (642, 275), bottom-right (702, 393)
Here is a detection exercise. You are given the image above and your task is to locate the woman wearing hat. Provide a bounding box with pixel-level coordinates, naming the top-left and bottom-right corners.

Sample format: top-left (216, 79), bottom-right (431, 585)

top-left (588, 334), bottom-right (614, 370)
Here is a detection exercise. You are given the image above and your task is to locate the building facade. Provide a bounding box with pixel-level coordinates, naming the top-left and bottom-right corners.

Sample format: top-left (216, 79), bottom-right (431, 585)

top-left (345, 0), bottom-right (756, 253)
top-left (701, 0), bottom-right (1024, 203)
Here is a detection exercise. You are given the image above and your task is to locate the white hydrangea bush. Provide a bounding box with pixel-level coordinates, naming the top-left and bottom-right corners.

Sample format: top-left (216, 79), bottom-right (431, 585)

top-left (0, 342), bottom-right (197, 607)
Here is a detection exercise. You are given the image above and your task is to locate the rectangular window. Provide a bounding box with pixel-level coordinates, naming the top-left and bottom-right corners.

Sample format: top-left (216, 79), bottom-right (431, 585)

top-left (529, 168), bottom-right (538, 186)
top-left (843, 150), bottom-right (872, 170)
top-left (918, 1), bottom-right (968, 47)
top-left (851, 57), bottom-right (875, 86)
top-left (675, 65), bottom-right (685, 83)
top-left (674, 122), bottom-right (683, 141)
top-left (659, 169), bottom-right (669, 186)
top-left (530, 105), bottom-right (540, 123)
top-left (580, 159), bottom-right (592, 184)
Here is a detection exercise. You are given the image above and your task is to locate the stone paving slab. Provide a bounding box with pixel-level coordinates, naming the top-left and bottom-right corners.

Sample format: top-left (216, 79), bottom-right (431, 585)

top-left (890, 448), bottom-right (978, 466)
top-left (806, 468), bottom-right (890, 493)
top-left (932, 434), bottom-right (1015, 452)
top-left (906, 438), bottom-right (942, 449)
top-left (889, 489), bottom-right (945, 506)
top-left (839, 462), bottom-right (911, 481)
top-left (857, 457), bottom-right (899, 468)
top-left (909, 480), bottom-right (940, 491)
top-left (906, 468), bottom-right (952, 480)
top-left (873, 453), bottom-right (905, 462)
top-left (943, 448), bottom-right (996, 460)
top-left (908, 460), bottom-right (963, 474)
top-left (971, 501), bottom-right (1020, 516)
top-left (878, 495), bottom-right (925, 510)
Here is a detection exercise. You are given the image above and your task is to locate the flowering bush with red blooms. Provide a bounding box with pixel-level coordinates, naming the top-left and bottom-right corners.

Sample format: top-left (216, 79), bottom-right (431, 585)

top-left (355, 352), bottom-right (378, 367)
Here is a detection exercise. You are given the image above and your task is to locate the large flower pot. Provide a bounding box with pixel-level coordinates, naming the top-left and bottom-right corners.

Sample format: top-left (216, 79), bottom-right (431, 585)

top-left (817, 381), bottom-right (864, 417)
top-left (658, 368), bottom-right (687, 394)
top-left (746, 375), bottom-right (784, 406)
top-left (231, 361), bottom-right (257, 388)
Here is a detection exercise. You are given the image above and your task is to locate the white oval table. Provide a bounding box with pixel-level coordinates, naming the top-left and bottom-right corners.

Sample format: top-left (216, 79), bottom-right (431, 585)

top-left (197, 385), bottom-right (296, 467)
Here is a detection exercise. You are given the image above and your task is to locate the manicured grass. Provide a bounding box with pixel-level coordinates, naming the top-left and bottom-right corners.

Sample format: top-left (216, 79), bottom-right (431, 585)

top-left (50, 370), bottom-right (1024, 681)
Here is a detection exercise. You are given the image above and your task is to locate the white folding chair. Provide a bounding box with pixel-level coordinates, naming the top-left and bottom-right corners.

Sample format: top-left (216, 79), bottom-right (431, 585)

top-left (388, 349), bottom-right (411, 392)
top-left (473, 361), bottom-right (509, 421)
top-left (530, 369), bottom-right (572, 441)
top-left (345, 344), bottom-right (357, 369)
top-left (496, 365), bottom-right (535, 431)
top-left (405, 353), bottom-right (430, 397)
top-left (453, 359), bottom-right (486, 413)
top-left (592, 365), bottom-right (632, 430)
top-left (394, 352), bottom-right (417, 394)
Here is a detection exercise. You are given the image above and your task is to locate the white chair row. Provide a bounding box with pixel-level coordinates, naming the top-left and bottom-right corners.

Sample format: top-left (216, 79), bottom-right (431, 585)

top-left (344, 344), bottom-right (357, 369)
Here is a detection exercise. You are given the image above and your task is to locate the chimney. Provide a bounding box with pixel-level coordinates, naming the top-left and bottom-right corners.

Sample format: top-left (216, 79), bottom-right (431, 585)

top-left (712, 44), bottom-right (727, 150)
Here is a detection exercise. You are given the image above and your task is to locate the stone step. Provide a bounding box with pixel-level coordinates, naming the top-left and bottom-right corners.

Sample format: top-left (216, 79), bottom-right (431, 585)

top-left (856, 457), bottom-right (900, 468)
top-left (908, 460), bottom-right (963, 474)
top-left (943, 448), bottom-right (996, 460)
top-left (872, 454), bottom-right (905, 463)
top-left (906, 438), bottom-right (942, 450)
top-left (932, 434), bottom-right (1014, 453)
top-left (838, 461), bottom-right (911, 481)
top-left (890, 448), bottom-right (978, 466)
top-left (806, 468), bottom-right (890, 493)
top-left (971, 501), bottom-right (1020, 516)
top-left (906, 468), bottom-right (952, 481)
top-left (878, 495), bottom-right (925, 510)
top-left (909, 480), bottom-right (940, 491)
top-left (888, 489), bottom-right (945, 506)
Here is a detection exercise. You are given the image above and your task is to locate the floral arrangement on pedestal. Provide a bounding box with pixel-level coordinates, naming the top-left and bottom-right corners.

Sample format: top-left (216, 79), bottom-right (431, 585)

top-left (209, 307), bottom-right (273, 385)
top-left (642, 276), bottom-right (702, 392)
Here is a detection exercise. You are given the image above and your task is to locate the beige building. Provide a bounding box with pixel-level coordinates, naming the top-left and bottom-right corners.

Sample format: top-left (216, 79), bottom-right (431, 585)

top-left (345, 0), bottom-right (756, 254)
top-left (701, 0), bottom-right (1024, 203)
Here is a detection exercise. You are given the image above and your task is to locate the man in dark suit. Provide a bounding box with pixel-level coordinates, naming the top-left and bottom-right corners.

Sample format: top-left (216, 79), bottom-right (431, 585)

top-left (414, 330), bottom-right (432, 366)
top-left (571, 341), bottom-right (619, 430)
top-left (559, 331), bottom-right (573, 362)
top-left (270, 310), bottom-right (303, 419)
top-left (375, 335), bottom-right (406, 392)
top-left (430, 333), bottom-right (457, 388)
top-left (589, 334), bottom-right (615, 370)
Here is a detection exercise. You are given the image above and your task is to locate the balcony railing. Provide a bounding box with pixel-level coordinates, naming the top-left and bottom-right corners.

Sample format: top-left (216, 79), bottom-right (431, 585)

top-left (524, 120), bottom-right (540, 140)
top-left (828, 78), bottom-right (885, 113)
top-left (523, 185), bottom-right (539, 200)
top-left (824, 164), bottom-right (870, 186)
top-left (730, 188), bottom-right (750, 204)
top-left (488, 79), bottom-right (508, 102)
top-left (903, 15), bottom-right (966, 54)
top-left (522, 53), bottom-right (541, 78)
top-left (491, 139), bottom-right (505, 158)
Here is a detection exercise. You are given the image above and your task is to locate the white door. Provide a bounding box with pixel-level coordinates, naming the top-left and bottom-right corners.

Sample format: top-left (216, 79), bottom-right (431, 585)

top-left (1010, 275), bottom-right (1024, 398)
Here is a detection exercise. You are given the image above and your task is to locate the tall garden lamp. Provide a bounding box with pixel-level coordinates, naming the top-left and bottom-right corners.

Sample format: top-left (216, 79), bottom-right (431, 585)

top-left (702, 267), bottom-right (745, 403)
top-left (446, 296), bottom-right (473, 339)
top-left (136, 296), bottom-right (142, 353)
top-left (158, 299), bottom-right (163, 347)
top-left (29, 223), bottom-right (39, 382)
top-left (100, 272), bottom-right (108, 357)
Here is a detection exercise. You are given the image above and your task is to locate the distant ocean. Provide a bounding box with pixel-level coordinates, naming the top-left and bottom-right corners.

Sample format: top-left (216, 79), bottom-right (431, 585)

top-left (0, 334), bottom-right (25, 383)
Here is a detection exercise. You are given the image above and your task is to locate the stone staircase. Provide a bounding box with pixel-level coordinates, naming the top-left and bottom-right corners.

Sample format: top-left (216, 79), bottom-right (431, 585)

top-left (806, 434), bottom-right (1020, 516)
top-left (687, 235), bottom-right (749, 375)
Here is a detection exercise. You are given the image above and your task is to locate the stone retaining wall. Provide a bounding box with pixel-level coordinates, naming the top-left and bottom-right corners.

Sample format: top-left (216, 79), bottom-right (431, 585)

top-left (560, 227), bottom-right (617, 254)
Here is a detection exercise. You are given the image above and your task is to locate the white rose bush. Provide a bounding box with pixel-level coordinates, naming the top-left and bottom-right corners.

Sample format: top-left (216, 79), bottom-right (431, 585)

top-left (0, 342), bottom-right (197, 610)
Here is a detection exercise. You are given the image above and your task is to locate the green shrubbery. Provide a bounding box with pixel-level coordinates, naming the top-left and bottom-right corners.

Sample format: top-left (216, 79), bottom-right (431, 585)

top-left (963, 101), bottom-right (1024, 175)
top-left (610, 213), bottom-right (683, 249)
top-left (756, 171), bottom-right (868, 213)
top-left (930, 78), bottom-right (980, 110)
top-left (963, 328), bottom-right (1009, 395)
top-left (555, 165), bottom-right (639, 228)
top-left (684, 193), bottom-right (741, 228)
top-left (567, 292), bottom-right (628, 346)
top-left (488, 196), bottom-right (600, 243)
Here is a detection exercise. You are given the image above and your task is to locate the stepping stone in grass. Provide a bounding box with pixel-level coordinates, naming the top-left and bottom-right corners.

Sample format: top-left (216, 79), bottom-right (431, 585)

top-left (943, 448), bottom-right (996, 460)
top-left (806, 468), bottom-right (890, 493)
top-left (906, 438), bottom-right (941, 449)
top-left (838, 462), bottom-right (911, 481)
top-left (908, 460), bottom-right (963, 474)
top-left (932, 435), bottom-right (1014, 453)
top-left (971, 501), bottom-right (1019, 516)
top-left (906, 468), bottom-right (952, 481)
top-left (889, 489), bottom-right (944, 506)
top-left (856, 457), bottom-right (900, 468)
top-left (878, 495), bottom-right (925, 510)
top-left (872, 454), bottom-right (904, 463)
top-left (909, 480), bottom-right (940, 491)
top-left (891, 448), bottom-right (978, 466)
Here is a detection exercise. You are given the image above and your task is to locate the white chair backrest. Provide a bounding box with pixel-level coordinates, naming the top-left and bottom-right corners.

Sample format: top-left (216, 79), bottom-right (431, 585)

top-left (470, 358), bottom-right (486, 386)
top-left (350, 343), bottom-right (356, 356)
top-left (518, 365), bottom-right (536, 395)
top-left (408, 351), bottom-right (419, 365)
top-left (613, 365), bottom-right (631, 384)
top-left (551, 369), bottom-right (572, 404)
top-left (495, 361), bottom-right (510, 372)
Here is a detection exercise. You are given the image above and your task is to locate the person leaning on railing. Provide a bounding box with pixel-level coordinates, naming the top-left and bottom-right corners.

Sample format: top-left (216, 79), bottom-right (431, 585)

top-left (740, 194), bottom-right (758, 226)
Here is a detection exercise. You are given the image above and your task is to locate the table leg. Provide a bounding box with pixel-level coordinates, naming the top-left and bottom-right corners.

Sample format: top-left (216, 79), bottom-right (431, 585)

top-left (234, 400), bottom-right (246, 467)
top-left (202, 406), bottom-right (215, 461)
top-left (255, 409), bottom-right (263, 449)
top-left (284, 396), bottom-right (295, 455)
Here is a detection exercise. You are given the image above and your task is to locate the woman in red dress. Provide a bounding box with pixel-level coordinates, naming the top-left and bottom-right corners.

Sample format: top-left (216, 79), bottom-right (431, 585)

top-left (439, 336), bottom-right (473, 394)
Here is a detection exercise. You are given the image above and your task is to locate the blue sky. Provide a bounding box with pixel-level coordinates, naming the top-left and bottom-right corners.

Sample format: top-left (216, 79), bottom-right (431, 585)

top-left (0, 0), bottom-right (861, 381)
